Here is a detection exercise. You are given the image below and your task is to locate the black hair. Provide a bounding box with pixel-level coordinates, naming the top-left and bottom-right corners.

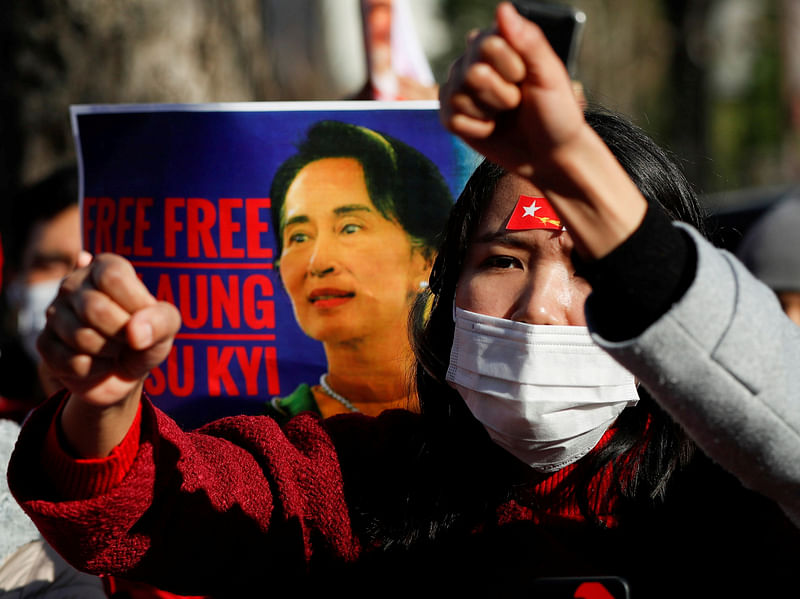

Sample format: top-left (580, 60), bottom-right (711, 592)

top-left (395, 106), bottom-right (703, 542)
top-left (269, 120), bottom-right (453, 261)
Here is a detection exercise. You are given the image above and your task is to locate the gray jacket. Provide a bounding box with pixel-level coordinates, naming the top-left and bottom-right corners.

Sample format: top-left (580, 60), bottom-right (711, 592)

top-left (595, 224), bottom-right (800, 527)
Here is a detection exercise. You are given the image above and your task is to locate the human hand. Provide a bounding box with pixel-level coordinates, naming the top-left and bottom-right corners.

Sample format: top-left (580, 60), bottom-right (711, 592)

top-left (439, 1), bottom-right (588, 179)
top-left (38, 252), bottom-right (180, 408)
top-left (440, 2), bottom-right (648, 260)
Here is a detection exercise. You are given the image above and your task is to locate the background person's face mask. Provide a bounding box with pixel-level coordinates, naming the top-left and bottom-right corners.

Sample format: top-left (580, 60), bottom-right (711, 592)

top-left (8, 278), bottom-right (62, 363)
top-left (446, 307), bottom-right (639, 472)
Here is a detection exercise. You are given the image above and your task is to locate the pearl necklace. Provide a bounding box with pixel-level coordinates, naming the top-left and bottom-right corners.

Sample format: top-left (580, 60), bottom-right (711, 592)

top-left (319, 374), bottom-right (360, 413)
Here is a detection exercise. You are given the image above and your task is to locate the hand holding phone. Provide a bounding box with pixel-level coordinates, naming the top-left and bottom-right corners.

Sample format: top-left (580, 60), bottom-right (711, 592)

top-left (438, 2), bottom-right (588, 176)
top-left (511, 0), bottom-right (586, 76)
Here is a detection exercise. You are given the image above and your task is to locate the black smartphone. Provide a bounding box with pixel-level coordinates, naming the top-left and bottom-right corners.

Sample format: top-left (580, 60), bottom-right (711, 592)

top-left (511, 1), bottom-right (586, 76)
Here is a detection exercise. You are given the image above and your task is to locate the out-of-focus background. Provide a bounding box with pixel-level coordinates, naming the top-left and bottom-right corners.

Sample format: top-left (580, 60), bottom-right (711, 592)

top-left (2, 0), bottom-right (799, 235)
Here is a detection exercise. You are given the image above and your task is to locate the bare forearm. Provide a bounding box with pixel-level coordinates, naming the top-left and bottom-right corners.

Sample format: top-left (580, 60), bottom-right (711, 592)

top-left (60, 383), bottom-right (143, 457)
top-left (538, 124), bottom-right (647, 260)
top-left (39, 253), bottom-right (180, 458)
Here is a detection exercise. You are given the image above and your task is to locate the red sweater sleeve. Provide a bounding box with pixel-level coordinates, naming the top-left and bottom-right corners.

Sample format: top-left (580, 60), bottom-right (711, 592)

top-left (42, 393), bottom-right (142, 499)
top-left (7, 392), bottom-right (362, 595)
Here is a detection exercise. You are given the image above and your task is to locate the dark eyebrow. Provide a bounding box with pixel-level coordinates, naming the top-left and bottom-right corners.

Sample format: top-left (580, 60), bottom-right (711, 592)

top-left (283, 204), bottom-right (373, 229)
top-left (283, 214), bottom-right (309, 228)
top-left (333, 203), bottom-right (373, 216)
top-left (31, 250), bottom-right (78, 266)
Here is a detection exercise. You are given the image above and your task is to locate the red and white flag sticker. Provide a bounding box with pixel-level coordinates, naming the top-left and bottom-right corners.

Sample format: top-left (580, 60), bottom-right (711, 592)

top-left (506, 195), bottom-right (564, 231)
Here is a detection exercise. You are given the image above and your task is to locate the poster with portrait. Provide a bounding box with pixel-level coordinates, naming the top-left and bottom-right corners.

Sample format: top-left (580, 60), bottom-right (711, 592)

top-left (71, 101), bottom-right (480, 428)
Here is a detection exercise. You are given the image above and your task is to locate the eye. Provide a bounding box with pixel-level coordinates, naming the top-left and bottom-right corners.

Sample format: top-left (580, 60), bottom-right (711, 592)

top-left (31, 256), bottom-right (73, 277)
top-left (286, 231), bottom-right (309, 245)
top-left (481, 255), bottom-right (521, 270)
top-left (340, 223), bottom-right (363, 235)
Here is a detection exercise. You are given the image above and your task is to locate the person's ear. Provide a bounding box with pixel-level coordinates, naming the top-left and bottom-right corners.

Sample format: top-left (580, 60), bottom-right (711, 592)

top-left (409, 248), bottom-right (434, 293)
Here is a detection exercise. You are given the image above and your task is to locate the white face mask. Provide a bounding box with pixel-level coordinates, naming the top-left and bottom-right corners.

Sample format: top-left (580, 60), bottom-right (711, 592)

top-left (446, 307), bottom-right (639, 472)
top-left (8, 278), bottom-right (62, 363)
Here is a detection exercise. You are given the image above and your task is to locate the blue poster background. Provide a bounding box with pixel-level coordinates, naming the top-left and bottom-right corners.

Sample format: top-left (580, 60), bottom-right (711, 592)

top-left (72, 102), bottom-right (480, 428)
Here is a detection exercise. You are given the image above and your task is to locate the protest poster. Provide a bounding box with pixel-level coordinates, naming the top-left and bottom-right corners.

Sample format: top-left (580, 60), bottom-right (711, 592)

top-left (71, 101), bottom-right (480, 428)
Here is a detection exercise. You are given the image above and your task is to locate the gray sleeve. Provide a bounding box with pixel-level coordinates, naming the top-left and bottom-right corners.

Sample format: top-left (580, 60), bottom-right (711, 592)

top-left (592, 223), bottom-right (800, 527)
top-left (0, 419), bottom-right (41, 568)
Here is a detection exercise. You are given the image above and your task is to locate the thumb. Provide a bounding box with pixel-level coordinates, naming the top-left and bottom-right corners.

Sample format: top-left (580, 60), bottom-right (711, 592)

top-left (118, 301), bottom-right (181, 381)
top-left (127, 301), bottom-right (181, 352)
top-left (495, 2), bottom-right (569, 88)
top-left (77, 250), bottom-right (93, 268)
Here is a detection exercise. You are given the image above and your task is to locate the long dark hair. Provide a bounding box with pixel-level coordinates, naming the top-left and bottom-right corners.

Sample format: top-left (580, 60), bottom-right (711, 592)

top-left (402, 106), bottom-right (704, 539)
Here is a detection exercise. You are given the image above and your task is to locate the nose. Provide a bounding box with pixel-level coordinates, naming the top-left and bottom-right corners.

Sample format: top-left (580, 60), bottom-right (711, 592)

top-left (509, 265), bottom-right (573, 326)
top-left (306, 234), bottom-right (338, 278)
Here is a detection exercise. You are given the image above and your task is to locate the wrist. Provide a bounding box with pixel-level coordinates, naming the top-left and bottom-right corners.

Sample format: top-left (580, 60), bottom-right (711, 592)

top-left (538, 124), bottom-right (647, 259)
top-left (578, 207), bottom-right (695, 340)
top-left (46, 395), bottom-right (143, 498)
top-left (60, 383), bottom-right (143, 458)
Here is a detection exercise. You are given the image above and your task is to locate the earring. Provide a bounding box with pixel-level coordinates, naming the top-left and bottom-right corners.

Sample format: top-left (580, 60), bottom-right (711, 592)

top-left (418, 280), bottom-right (429, 290)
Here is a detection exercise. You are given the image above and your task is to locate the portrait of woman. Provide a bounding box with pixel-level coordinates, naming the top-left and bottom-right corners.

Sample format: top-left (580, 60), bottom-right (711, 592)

top-left (266, 120), bottom-right (453, 419)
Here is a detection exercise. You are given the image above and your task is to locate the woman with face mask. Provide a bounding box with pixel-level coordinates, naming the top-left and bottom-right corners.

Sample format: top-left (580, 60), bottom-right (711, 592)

top-left (0, 165), bottom-right (81, 420)
top-left (9, 3), bottom-right (800, 597)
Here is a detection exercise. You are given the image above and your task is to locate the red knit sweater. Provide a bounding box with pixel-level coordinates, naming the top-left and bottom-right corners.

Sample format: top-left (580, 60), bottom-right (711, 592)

top-left (10, 392), bottom-right (616, 595)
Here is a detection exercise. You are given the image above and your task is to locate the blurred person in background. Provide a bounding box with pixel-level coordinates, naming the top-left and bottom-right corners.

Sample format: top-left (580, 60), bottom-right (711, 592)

top-left (0, 164), bottom-right (81, 421)
top-left (736, 194), bottom-right (800, 325)
top-left (0, 165), bottom-right (204, 599)
top-left (0, 172), bottom-right (105, 596)
top-left (351, 0), bottom-right (439, 100)
top-left (0, 422), bottom-right (107, 598)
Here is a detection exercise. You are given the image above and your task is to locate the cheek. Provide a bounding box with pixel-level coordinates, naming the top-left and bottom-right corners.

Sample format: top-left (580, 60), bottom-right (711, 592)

top-left (366, 262), bottom-right (416, 304)
top-left (567, 299), bottom-right (588, 326)
top-left (564, 281), bottom-right (590, 325)
top-left (551, 271), bottom-right (574, 308)
top-left (359, 235), bottom-right (417, 286)
top-left (454, 274), bottom-right (477, 310)
top-left (278, 254), bottom-right (304, 293)
top-left (454, 275), bottom-right (505, 316)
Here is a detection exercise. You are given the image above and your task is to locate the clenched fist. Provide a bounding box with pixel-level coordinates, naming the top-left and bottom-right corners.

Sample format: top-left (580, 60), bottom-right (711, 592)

top-left (38, 252), bottom-right (181, 456)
